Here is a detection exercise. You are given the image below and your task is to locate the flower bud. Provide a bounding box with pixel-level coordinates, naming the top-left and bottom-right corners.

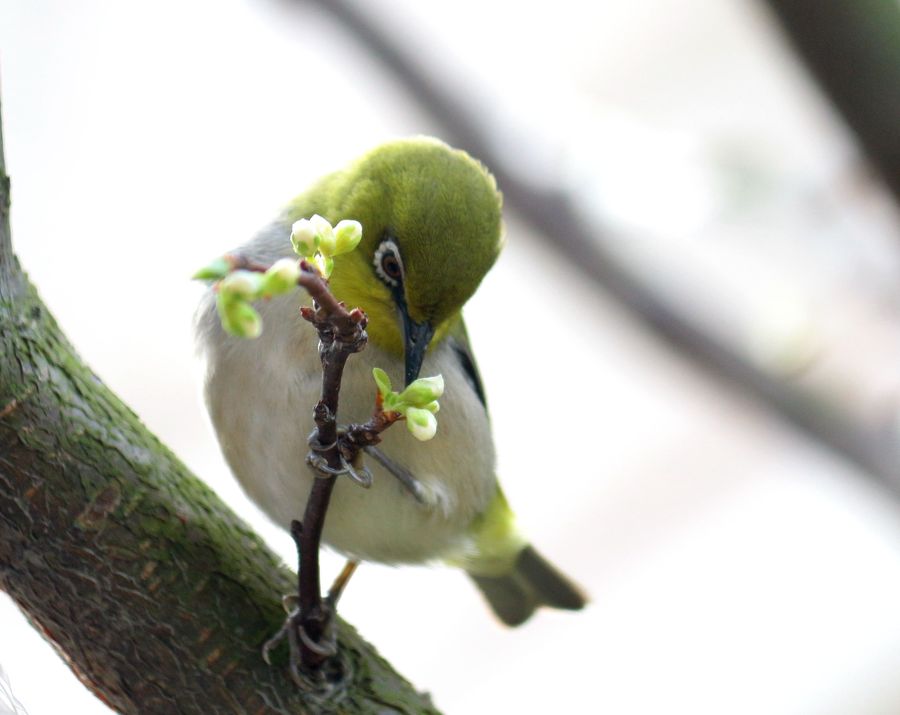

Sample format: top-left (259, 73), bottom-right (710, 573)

top-left (312, 253), bottom-right (334, 279)
top-left (218, 296), bottom-right (262, 338)
top-left (333, 219), bottom-right (363, 255)
top-left (310, 214), bottom-right (336, 256)
top-left (406, 406), bottom-right (438, 441)
top-left (290, 218), bottom-right (319, 257)
top-left (192, 256), bottom-right (231, 282)
top-left (261, 258), bottom-right (300, 296)
top-left (398, 375), bottom-right (444, 408)
top-left (219, 270), bottom-right (263, 300)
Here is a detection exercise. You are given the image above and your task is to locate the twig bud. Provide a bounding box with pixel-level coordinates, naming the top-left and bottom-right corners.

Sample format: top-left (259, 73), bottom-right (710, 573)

top-left (406, 407), bottom-right (438, 441)
top-left (333, 220), bottom-right (363, 255)
top-left (219, 270), bottom-right (264, 301)
top-left (192, 256), bottom-right (232, 282)
top-left (291, 218), bottom-right (319, 257)
top-left (312, 253), bottom-right (335, 279)
top-left (261, 258), bottom-right (301, 297)
top-left (310, 214), bottom-right (336, 257)
top-left (398, 375), bottom-right (445, 407)
top-left (217, 294), bottom-right (263, 338)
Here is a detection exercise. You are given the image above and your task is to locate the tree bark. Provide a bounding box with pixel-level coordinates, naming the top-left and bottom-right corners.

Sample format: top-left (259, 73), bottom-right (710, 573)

top-left (0, 97), bottom-right (438, 714)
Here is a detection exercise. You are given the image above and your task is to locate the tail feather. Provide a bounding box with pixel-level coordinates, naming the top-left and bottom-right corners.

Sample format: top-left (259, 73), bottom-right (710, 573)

top-left (470, 572), bottom-right (536, 626)
top-left (469, 545), bottom-right (587, 626)
top-left (517, 545), bottom-right (587, 610)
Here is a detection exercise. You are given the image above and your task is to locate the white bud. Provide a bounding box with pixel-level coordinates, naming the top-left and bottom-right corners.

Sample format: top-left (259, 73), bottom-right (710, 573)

top-left (261, 258), bottom-right (300, 296)
top-left (218, 296), bottom-right (263, 338)
top-left (406, 406), bottom-right (438, 441)
top-left (219, 270), bottom-right (262, 300)
top-left (290, 218), bottom-right (318, 256)
top-left (333, 219), bottom-right (363, 255)
top-left (310, 214), bottom-right (336, 256)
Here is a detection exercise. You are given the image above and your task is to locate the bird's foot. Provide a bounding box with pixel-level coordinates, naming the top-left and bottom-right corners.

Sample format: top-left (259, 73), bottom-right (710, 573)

top-left (363, 445), bottom-right (429, 505)
top-left (307, 430), bottom-right (373, 488)
top-left (262, 594), bottom-right (350, 699)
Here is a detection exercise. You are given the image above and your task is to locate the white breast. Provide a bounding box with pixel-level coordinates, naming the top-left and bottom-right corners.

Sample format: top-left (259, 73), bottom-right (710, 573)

top-left (196, 274), bottom-right (497, 564)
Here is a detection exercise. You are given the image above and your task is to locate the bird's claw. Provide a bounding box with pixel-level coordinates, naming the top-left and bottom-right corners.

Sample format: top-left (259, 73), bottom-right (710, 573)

top-left (281, 593), bottom-right (299, 614)
top-left (342, 459), bottom-right (373, 488)
top-left (298, 619), bottom-right (338, 658)
top-left (307, 432), bottom-right (337, 453)
top-left (306, 430), bottom-right (372, 488)
top-left (261, 600), bottom-right (343, 693)
top-left (261, 605), bottom-right (297, 666)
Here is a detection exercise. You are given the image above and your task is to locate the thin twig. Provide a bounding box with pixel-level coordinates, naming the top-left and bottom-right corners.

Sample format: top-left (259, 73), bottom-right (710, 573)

top-left (293, 261), bottom-right (367, 671)
top-left (236, 255), bottom-right (403, 679)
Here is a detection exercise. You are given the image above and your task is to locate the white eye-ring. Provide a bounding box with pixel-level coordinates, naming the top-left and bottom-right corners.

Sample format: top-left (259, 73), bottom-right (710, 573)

top-left (374, 238), bottom-right (404, 287)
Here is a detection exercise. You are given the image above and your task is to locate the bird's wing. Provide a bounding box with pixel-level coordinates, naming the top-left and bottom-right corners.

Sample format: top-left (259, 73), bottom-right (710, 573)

top-left (447, 317), bottom-right (488, 411)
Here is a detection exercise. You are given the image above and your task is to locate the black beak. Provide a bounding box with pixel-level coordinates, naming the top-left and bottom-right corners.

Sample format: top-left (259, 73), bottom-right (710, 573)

top-left (403, 315), bottom-right (435, 386)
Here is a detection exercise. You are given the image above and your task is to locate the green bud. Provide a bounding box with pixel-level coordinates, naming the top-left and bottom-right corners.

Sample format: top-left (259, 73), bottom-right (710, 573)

top-left (217, 294), bottom-right (262, 338)
top-left (219, 270), bottom-right (264, 301)
top-left (310, 214), bottom-right (336, 256)
top-left (192, 256), bottom-right (232, 282)
top-left (312, 253), bottom-right (334, 279)
top-left (372, 367), bottom-right (392, 397)
top-left (291, 218), bottom-right (319, 257)
top-left (333, 219), bottom-right (363, 255)
top-left (398, 375), bottom-right (444, 408)
top-left (423, 400), bottom-right (440, 414)
top-left (261, 258), bottom-right (300, 297)
top-left (406, 407), bottom-right (438, 441)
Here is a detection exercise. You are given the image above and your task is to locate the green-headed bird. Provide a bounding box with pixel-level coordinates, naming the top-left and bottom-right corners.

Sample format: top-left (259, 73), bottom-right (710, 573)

top-left (196, 137), bottom-right (585, 625)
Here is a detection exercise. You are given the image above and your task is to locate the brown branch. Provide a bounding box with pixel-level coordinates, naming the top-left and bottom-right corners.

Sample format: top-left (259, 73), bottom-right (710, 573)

top-left (229, 257), bottom-right (402, 689)
top-left (293, 268), bottom-right (367, 678)
top-left (223, 252), bottom-right (407, 679)
top-left (341, 401), bottom-right (403, 459)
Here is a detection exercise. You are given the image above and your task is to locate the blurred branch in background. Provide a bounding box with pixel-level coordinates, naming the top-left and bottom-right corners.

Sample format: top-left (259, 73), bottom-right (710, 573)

top-left (295, 0), bottom-right (900, 489)
top-left (763, 0), bottom-right (900, 204)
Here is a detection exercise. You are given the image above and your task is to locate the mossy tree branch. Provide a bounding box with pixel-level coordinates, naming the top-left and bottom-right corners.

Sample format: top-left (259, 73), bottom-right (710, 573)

top-left (0, 96), bottom-right (438, 714)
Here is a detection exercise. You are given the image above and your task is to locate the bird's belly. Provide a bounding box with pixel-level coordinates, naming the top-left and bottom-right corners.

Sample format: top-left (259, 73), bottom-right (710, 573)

top-left (240, 426), bottom-right (495, 564)
top-left (244, 457), bottom-right (486, 564)
top-left (202, 304), bottom-right (496, 564)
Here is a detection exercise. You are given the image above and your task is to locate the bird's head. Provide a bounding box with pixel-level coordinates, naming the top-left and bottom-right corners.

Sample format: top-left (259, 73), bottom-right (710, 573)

top-left (301, 138), bottom-right (503, 385)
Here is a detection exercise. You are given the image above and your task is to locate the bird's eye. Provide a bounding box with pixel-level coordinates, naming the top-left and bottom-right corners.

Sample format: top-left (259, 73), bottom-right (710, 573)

top-left (374, 239), bottom-right (404, 288)
top-left (381, 254), bottom-right (402, 281)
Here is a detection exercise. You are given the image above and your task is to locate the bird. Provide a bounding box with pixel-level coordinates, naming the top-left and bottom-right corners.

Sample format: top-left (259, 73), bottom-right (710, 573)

top-left (195, 136), bottom-right (585, 626)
